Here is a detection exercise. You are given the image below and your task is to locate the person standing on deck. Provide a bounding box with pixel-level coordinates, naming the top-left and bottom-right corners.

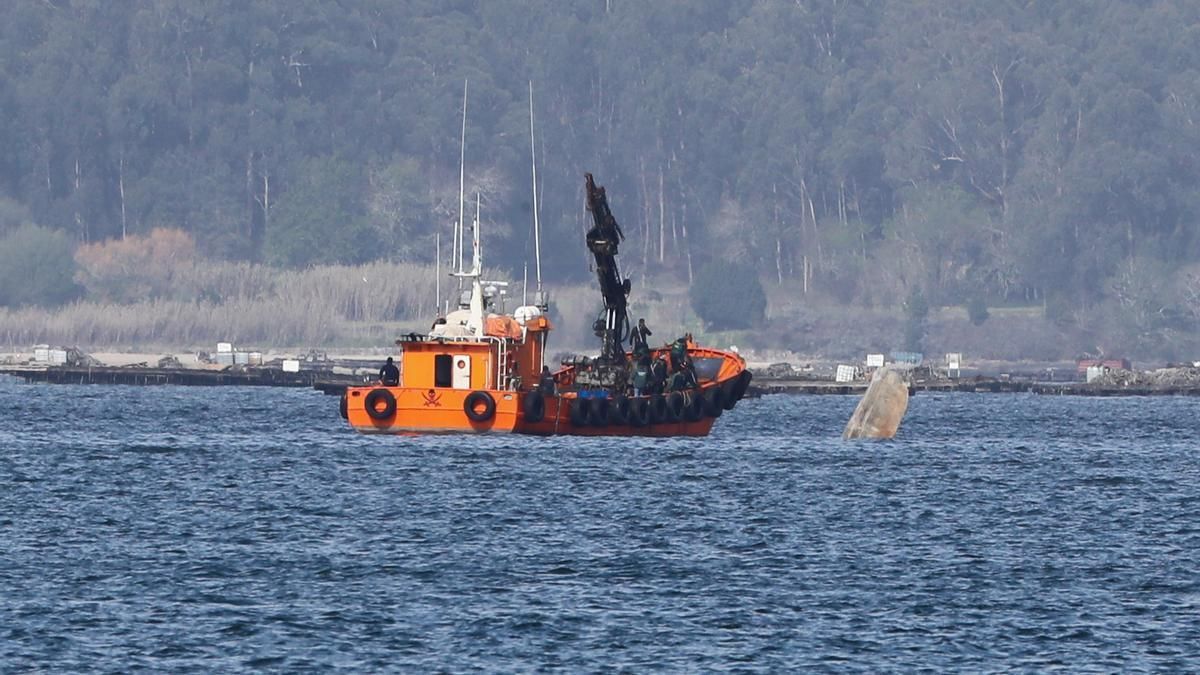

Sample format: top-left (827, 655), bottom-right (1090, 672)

top-left (379, 357), bottom-right (400, 386)
top-left (669, 336), bottom-right (688, 372)
top-left (631, 356), bottom-right (651, 397)
top-left (650, 355), bottom-right (669, 394)
top-left (631, 318), bottom-right (653, 359)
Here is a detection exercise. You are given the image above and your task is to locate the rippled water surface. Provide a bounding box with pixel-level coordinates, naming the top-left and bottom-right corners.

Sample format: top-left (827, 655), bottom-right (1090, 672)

top-left (2, 375), bottom-right (1199, 671)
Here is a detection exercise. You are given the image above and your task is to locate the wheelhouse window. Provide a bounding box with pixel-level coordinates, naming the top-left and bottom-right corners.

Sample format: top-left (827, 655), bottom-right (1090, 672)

top-left (435, 354), bottom-right (453, 388)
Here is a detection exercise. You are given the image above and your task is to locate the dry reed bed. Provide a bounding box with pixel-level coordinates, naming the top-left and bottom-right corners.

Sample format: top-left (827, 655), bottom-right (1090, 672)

top-left (0, 261), bottom-right (612, 350)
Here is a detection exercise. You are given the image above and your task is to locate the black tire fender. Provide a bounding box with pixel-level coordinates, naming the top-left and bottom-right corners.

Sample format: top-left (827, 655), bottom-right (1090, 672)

top-left (364, 388), bottom-right (396, 420)
top-left (463, 390), bottom-right (496, 422)
top-left (570, 397), bottom-right (591, 427)
top-left (588, 396), bottom-right (610, 427)
top-left (682, 390), bottom-right (704, 422)
top-left (665, 391), bottom-right (685, 421)
top-left (608, 396), bottom-right (630, 426)
top-left (648, 394), bottom-right (668, 424)
top-left (724, 371), bottom-right (752, 410)
top-left (523, 389), bottom-right (546, 423)
top-left (732, 370), bottom-right (753, 401)
top-left (702, 387), bottom-right (725, 418)
top-left (339, 393), bottom-right (348, 420)
top-left (629, 397), bottom-right (650, 427)
top-left (721, 379), bottom-right (739, 410)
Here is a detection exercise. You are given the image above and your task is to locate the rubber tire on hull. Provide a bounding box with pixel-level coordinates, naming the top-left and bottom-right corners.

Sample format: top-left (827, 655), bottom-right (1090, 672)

top-left (629, 397), bottom-right (650, 427)
top-left (702, 387), bottom-right (725, 418)
top-left (665, 391), bottom-right (685, 421)
top-left (364, 388), bottom-right (396, 420)
top-left (682, 390), bottom-right (704, 422)
top-left (570, 398), bottom-right (591, 427)
top-left (609, 396), bottom-right (631, 426)
top-left (523, 390), bottom-right (546, 423)
top-left (723, 371), bottom-right (753, 410)
top-left (721, 379), bottom-right (738, 409)
top-left (463, 390), bottom-right (496, 422)
top-left (732, 370), bottom-right (753, 400)
top-left (648, 394), bottom-right (669, 424)
top-left (588, 397), bottom-right (610, 427)
top-left (339, 393), bottom-right (348, 420)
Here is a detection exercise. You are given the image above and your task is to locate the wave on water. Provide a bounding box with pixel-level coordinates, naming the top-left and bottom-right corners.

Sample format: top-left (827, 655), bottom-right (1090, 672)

top-left (1, 378), bottom-right (1198, 671)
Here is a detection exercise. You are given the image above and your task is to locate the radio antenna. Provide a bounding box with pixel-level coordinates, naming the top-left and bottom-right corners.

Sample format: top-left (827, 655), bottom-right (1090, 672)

top-left (529, 81), bottom-right (542, 291)
top-left (457, 79), bottom-right (468, 285)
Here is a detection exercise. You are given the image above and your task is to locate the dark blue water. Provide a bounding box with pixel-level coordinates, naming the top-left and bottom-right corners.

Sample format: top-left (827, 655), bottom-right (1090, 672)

top-left (2, 375), bottom-right (1198, 671)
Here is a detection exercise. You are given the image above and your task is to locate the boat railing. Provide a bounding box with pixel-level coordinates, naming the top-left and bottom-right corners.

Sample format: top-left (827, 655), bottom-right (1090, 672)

top-left (397, 332), bottom-right (523, 391)
top-left (397, 332), bottom-right (524, 346)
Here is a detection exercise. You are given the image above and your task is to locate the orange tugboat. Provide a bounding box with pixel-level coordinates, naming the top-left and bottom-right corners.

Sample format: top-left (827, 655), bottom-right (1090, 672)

top-left (340, 173), bottom-right (751, 436)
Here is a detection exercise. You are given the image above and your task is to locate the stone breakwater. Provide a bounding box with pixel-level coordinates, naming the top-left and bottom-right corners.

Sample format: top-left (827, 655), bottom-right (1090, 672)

top-left (748, 366), bottom-right (1200, 397)
top-left (1088, 366), bottom-right (1200, 389)
top-left (5, 362), bottom-right (1200, 398)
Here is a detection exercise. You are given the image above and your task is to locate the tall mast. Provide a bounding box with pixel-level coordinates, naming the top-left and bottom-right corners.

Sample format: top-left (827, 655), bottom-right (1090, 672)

top-left (457, 79), bottom-right (468, 282)
top-left (435, 231), bottom-right (441, 313)
top-left (472, 193), bottom-right (481, 275)
top-left (446, 219), bottom-right (454, 312)
top-left (529, 81), bottom-right (543, 291)
top-left (466, 192), bottom-right (484, 338)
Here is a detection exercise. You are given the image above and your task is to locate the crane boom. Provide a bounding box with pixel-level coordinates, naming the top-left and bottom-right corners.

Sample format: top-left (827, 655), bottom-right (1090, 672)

top-left (584, 173), bottom-right (630, 364)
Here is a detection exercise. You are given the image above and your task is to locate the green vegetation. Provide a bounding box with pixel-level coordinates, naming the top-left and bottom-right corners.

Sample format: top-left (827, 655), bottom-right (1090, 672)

top-left (966, 296), bottom-right (990, 326)
top-left (1, 2), bottom-right (1199, 358)
top-left (266, 158), bottom-right (375, 268)
top-left (903, 291), bottom-right (930, 353)
top-left (0, 225), bottom-right (80, 308)
top-left (690, 261), bottom-right (766, 330)
top-left (0, 198), bottom-right (33, 236)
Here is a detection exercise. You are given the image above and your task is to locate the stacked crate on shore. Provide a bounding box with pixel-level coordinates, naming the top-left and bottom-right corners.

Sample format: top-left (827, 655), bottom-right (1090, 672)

top-left (215, 342), bottom-right (234, 366)
top-left (32, 345), bottom-right (68, 365)
top-left (215, 342), bottom-right (262, 367)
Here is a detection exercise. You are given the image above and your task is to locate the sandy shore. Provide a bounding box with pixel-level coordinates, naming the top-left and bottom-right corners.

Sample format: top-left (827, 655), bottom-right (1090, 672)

top-left (0, 346), bottom-right (1080, 378)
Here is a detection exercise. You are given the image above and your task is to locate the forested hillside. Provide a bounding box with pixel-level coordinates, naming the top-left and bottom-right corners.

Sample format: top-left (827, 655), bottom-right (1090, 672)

top-left (2, 1), bottom-right (1200, 357)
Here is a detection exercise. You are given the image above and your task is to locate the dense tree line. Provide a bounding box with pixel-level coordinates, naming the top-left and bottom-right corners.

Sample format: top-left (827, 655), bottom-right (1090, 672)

top-left (3, 0), bottom-right (1200, 346)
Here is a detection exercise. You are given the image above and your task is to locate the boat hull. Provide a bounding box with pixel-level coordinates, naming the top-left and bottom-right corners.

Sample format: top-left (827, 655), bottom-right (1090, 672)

top-left (345, 386), bottom-right (521, 434)
top-left (345, 387), bottom-right (721, 436)
top-left (344, 367), bottom-right (750, 437)
top-left (514, 394), bottom-right (717, 436)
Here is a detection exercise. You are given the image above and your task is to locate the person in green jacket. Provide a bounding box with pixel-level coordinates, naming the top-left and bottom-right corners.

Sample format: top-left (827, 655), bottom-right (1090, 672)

top-left (631, 356), bottom-right (651, 396)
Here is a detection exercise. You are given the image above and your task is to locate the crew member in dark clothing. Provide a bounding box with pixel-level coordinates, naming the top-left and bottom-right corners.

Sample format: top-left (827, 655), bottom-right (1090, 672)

top-left (667, 370), bottom-right (687, 392)
top-left (510, 360), bottom-right (522, 391)
top-left (631, 318), bottom-right (653, 359)
top-left (680, 354), bottom-right (698, 389)
top-left (379, 357), bottom-right (400, 385)
top-left (538, 365), bottom-right (556, 394)
top-left (669, 336), bottom-right (688, 371)
top-left (631, 356), bottom-right (651, 396)
top-left (650, 355), bottom-right (668, 394)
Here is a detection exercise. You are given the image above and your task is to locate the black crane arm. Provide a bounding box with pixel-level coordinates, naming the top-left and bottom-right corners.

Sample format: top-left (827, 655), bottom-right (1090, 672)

top-left (584, 173), bottom-right (630, 364)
